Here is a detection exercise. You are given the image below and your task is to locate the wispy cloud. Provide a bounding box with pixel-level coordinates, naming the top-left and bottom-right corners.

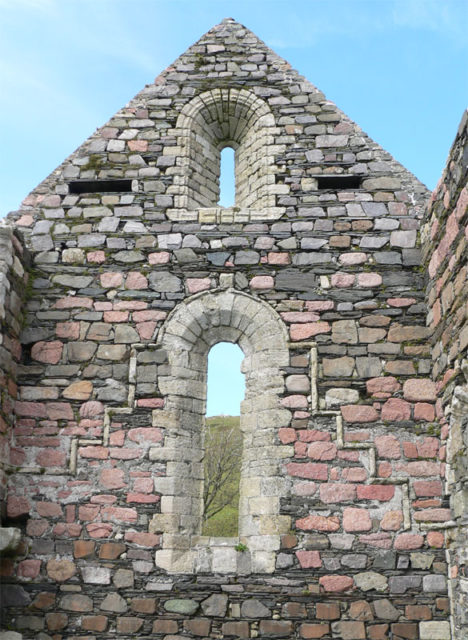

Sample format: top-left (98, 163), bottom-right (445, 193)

top-left (392, 0), bottom-right (467, 44)
top-left (0, 0), bottom-right (56, 13)
top-left (264, 0), bottom-right (467, 50)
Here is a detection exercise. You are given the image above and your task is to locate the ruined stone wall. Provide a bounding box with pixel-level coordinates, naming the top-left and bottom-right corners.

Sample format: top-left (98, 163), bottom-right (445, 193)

top-left (0, 18), bottom-right (455, 640)
top-left (423, 110), bottom-right (468, 638)
top-left (0, 226), bottom-right (28, 517)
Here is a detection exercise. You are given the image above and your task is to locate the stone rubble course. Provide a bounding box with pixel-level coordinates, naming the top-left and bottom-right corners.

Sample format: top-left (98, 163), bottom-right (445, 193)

top-left (0, 16), bottom-right (466, 640)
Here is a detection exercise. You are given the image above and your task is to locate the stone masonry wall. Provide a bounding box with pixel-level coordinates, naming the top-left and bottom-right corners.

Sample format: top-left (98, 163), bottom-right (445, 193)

top-left (0, 18), bottom-right (457, 640)
top-left (0, 226), bottom-right (29, 517)
top-left (423, 110), bottom-right (468, 638)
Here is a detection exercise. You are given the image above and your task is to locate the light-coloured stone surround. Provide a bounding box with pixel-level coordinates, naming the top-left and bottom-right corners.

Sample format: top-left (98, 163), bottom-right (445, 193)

top-left (167, 88), bottom-right (285, 220)
top-left (149, 289), bottom-right (292, 574)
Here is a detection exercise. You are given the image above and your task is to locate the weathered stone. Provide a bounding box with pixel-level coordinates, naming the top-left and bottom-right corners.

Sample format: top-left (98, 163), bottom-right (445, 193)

top-left (46, 558), bottom-right (76, 582)
top-left (53, 275), bottom-right (93, 289)
top-left (113, 569), bottom-right (134, 588)
top-left (332, 320), bottom-right (358, 344)
top-left (354, 571), bottom-right (388, 592)
top-left (201, 593), bottom-right (228, 617)
top-left (148, 271), bottom-right (182, 292)
top-left (0, 527), bottom-right (21, 553)
top-left (422, 575), bottom-right (447, 592)
top-left (296, 550), bottom-right (322, 568)
top-left (31, 340), bottom-right (63, 364)
top-left (419, 621), bottom-right (451, 639)
top-left (341, 554), bottom-right (367, 569)
top-left (325, 387), bottom-right (359, 407)
top-left (81, 566), bottom-right (111, 584)
top-left (319, 575), bottom-right (354, 592)
top-left (323, 356), bottom-right (354, 377)
top-left (0, 585), bottom-right (31, 607)
top-left (63, 380), bottom-right (92, 399)
top-left (100, 592), bottom-right (127, 612)
top-left (349, 600), bottom-right (374, 621)
top-left (389, 575), bottom-right (421, 593)
top-left (403, 378), bottom-right (437, 402)
top-left (241, 599), bottom-right (271, 618)
top-left (113, 250), bottom-right (145, 262)
top-left (60, 594), bottom-right (93, 612)
top-left (343, 507), bottom-right (372, 532)
top-left (164, 598), bottom-right (199, 615)
top-left (373, 598), bottom-right (400, 621)
top-left (67, 341), bottom-right (97, 361)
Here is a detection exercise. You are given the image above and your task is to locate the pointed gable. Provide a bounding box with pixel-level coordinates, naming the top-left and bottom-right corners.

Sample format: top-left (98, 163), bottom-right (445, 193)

top-left (11, 17), bottom-right (428, 231)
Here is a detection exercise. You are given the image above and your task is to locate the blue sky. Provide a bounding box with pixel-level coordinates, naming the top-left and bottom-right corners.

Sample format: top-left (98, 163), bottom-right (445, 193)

top-left (1, 0), bottom-right (466, 414)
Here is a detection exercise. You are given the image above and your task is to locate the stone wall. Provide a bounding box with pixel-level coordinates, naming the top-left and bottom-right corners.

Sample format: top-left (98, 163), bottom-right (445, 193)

top-left (0, 18), bottom-right (459, 640)
top-left (423, 109), bottom-right (468, 638)
top-left (0, 225), bottom-right (28, 517)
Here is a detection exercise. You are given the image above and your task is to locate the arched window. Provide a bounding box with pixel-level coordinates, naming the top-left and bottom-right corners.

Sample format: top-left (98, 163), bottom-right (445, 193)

top-left (150, 290), bottom-right (292, 574)
top-left (167, 89), bottom-right (285, 221)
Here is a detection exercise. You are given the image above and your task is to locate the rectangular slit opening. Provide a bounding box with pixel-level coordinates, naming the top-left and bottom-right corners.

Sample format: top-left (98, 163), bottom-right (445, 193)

top-left (317, 175), bottom-right (362, 189)
top-left (68, 179), bottom-right (133, 194)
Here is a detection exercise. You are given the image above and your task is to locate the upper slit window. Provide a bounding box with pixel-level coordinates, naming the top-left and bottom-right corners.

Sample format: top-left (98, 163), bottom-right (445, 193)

top-left (168, 88), bottom-right (284, 220)
top-left (218, 147), bottom-right (236, 208)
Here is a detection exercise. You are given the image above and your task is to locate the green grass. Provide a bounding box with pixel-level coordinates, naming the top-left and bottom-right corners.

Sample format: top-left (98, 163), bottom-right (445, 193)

top-left (202, 415), bottom-right (241, 537)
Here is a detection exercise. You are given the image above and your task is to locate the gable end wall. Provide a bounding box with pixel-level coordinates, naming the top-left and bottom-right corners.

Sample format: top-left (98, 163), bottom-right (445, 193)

top-left (0, 19), bottom-right (465, 640)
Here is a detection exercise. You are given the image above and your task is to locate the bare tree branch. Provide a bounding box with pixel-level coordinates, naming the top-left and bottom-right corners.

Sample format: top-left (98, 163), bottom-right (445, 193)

top-left (203, 421), bottom-right (242, 521)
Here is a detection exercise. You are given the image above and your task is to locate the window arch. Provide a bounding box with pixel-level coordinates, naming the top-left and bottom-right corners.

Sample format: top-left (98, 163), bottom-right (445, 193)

top-left (150, 290), bottom-right (292, 574)
top-left (167, 88), bottom-right (285, 222)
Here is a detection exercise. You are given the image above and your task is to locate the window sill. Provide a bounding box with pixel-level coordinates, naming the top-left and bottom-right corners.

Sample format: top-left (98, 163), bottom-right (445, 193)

top-left (155, 535), bottom-right (277, 575)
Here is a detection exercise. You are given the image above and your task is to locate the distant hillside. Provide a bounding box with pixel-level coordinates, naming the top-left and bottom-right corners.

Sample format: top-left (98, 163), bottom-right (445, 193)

top-left (206, 415), bottom-right (240, 429)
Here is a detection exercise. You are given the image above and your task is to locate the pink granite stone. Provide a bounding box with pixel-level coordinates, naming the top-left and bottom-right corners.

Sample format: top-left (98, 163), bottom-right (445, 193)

top-left (339, 252), bottom-right (367, 265)
top-left (357, 273), bottom-right (382, 287)
top-left (403, 379), bottom-right (437, 402)
top-left (280, 312), bottom-right (320, 323)
top-left (31, 341), bottom-right (63, 364)
top-left (341, 405), bottom-right (379, 423)
top-left (331, 273), bottom-right (355, 288)
top-left (319, 575), bottom-right (354, 592)
top-left (394, 533), bottom-right (424, 550)
top-left (125, 271), bottom-right (148, 290)
top-left (381, 398), bottom-right (411, 421)
top-left (319, 483), bottom-right (356, 503)
top-left (100, 272), bottom-right (123, 288)
top-left (290, 322), bottom-right (330, 341)
top-left (343, 507), bottom-right (372, 532)
top-left (250, 275), bottom-right (274, 289)
top-left (287, 462), bottom-right (328, 480)
top-left (128, 140), bottom-right (148, 152)
top-left (308, 442), bottom-right (337, 461)
top-left (375, 434), bottom-right (401, 459)
top-left (296, 550), bottom-right (322, 568)
top-left (136, 321), bottom-right (157, 340)
top-left (148, 252), bottom-right (170, 264)
top-left (296, 514), bottom-right (340, 532)
top-left (187, 278), bottom-right (210, 293)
